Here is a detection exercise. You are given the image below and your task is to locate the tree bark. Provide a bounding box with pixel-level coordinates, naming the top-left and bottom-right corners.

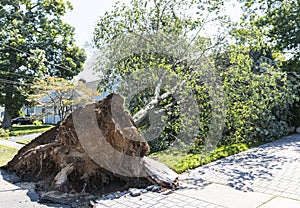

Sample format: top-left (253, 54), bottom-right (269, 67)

top-left (2, 110), bottom-right (12, 129)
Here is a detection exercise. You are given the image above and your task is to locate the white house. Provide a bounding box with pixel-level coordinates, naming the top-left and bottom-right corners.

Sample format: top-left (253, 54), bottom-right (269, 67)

top-left (22, 105), bottom-right (61, 124)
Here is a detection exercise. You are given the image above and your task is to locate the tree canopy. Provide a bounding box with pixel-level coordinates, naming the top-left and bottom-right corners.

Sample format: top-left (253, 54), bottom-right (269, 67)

top-left (0, 0), bottom-right (86, 128)
top-left (238, 0), bottom-right (300, 131)
top-left (240, 0), bottom-right (300, 72)
top-left (93, 0), bottom-right (232, 152)
top-left (29, 76), bottom-right (99, 122)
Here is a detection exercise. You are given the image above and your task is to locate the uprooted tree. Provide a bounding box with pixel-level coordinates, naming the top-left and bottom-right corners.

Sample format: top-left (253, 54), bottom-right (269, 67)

top-left (92, 0), bottom-right (229, 152)
top-left (4, 93), bottom-right (178, 195)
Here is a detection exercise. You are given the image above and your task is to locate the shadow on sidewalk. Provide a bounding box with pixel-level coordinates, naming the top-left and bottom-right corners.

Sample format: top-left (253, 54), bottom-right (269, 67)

top-left (183, 133), bottom-right (300, 192)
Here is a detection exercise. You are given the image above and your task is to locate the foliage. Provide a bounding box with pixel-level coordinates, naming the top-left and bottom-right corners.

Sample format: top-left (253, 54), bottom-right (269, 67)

top-left (32, 120), bottom-right (43, 126)
top-left (233, 0), bottom-right (300, 137)
top-left (93, 0), bottom-right (228, 152)
top-left (0, 0), bottom-right (86, 128)
top-left (219, 45), bottom-right (293, 144)
top-left (9, 124), bottom-right (53, 136)
top-left (29, 76), bottom-right (99, 121)
top-left (239, 0), bottom-right (300, 72)
top-left (286, 72), bottom-right (300, 131)
top-left (0, 144), bottom-right (18, 167)
top-left (290, 106), bottom-right (300, 132)
top-left (93, 0), bottom-right (298, 160)
top-left (0, 128), bottom-right (9, 140)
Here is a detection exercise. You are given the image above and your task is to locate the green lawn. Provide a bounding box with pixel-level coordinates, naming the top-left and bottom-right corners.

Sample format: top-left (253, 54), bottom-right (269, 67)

top-left (149, 142), bottom-right (258, 173)
top-left (0, 144), bottom-right (18, 167)
top-left (9, 125), bottom-right (54, 136)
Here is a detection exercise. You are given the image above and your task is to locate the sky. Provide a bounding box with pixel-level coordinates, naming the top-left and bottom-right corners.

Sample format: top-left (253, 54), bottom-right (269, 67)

top-left (63, 0), bottom-right (130, 48)
top-left (63, 0), bottom-right (243, 81)
top-left (63, 0), bottom-right (131, 81)
top-left (63, 0), bottom-right (242, 48)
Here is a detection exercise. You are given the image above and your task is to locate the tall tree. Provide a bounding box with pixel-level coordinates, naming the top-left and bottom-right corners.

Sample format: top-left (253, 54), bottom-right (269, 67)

top-left (240, 0), bottom-right (300, 72)
top-left (239, 0), bottom-right (300, 130)
top-left (0, 0), bottom-right (86, 128)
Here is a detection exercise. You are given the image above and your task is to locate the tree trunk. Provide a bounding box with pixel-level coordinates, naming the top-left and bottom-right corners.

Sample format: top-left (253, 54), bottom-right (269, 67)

top-left (4, 93), bottom-right (178, 195)
top-left (2, 54), bottom-right (18, 129)
top-left (2, 110), bottom-right (12, 129)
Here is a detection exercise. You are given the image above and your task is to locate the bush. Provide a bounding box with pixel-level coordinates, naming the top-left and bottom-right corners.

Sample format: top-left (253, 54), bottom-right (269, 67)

top-left (33, 120), bottom-right (43, 126)
top-left (287, 73), bottom-right (300, 132)
top-left (0, 128), bottom-right (9, 140)
top-left (216, 46), bottom-right (293, 145)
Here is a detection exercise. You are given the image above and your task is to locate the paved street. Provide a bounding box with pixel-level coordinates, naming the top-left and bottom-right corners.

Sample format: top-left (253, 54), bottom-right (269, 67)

top-left (0, 133), bottom-right (300, 207)
top-left (8, 133), bottom-right (42, 142)
top-left (0, 139), bottom-right (24, 149)
top-left (0, 170), bottom-right (69, 208)
top-left (0, 132), bottom-right (41, 149)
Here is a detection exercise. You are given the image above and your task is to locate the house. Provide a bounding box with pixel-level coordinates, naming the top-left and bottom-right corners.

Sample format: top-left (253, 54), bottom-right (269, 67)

top-left (22, 105), bottom-right (61, 124)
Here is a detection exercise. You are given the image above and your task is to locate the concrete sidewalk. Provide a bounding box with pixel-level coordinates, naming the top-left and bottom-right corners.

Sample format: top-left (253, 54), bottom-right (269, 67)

top-left (94, 133), bottom-right (300, 207)
top-left (0, 132), bottom-right (42, 149)
top-left (0, 133), bottom-right (300, 207)
top-left (0, 169), bottom-right (69, 208)
top-left (9, 133), bottom-right (42, 143)
top-left (0, 139), bottom-right (24, 149)
top-left (93, 179), bottom-right (300, 208)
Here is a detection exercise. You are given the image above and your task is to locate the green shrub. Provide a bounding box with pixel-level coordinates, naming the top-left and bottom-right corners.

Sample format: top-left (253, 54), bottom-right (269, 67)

top-left (217, 46), bottom-right (293, 145)
top-left (33, 120), bottom-right (43, 126)
top-left (0, 128), bottom-right (9, 140)
top-left (287, 73), bottom-right (300, 132)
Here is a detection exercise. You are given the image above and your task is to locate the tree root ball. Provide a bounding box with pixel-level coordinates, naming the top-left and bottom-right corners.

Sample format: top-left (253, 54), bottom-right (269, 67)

top-left (5, 93), bottom-right (152, 194)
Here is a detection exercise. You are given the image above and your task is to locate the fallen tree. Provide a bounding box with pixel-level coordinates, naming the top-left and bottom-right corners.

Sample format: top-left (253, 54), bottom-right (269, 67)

top-left (4, 93), bottom-right (178, 195)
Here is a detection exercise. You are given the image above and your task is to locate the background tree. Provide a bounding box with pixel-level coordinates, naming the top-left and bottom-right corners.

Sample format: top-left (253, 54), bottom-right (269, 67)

top-left (240, 0), bottom-right (300, 72)
top-left (0, 0), bottom-right (86, 129)
top-left (239, 0), bottom-right (300, 131)
top-left (29, 76), bottom-right (99, 122)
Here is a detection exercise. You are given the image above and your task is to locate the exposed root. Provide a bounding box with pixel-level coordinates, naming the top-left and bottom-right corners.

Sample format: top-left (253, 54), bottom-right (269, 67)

top-left (4, 93), bottom-right (178, 197)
